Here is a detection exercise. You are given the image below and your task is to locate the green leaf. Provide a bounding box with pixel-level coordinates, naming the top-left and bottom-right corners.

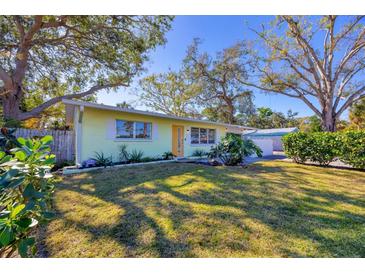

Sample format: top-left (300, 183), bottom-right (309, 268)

top-left (18, 237), bottom-right (35, 258)
top-left (0, 154), bottom-right (13, 164)
top-left (0, 151), bottom-right (5, 159)
top-left (0, 226), bottom-right (15, 246)
top-left (10, 204), bottom-right (25, 218)
top-left (23, 184), bottom-right (35, 198)
top-left (15, 218), bottom-right (32, 229)
top-left (17, 137), bottom-right (26, 145)
top-left (24, 200), bottom-right (36, 211)
top-left (15, 150), bottom-right (27, 161)
top-left (41, 135), bottom-right (53, 145)
top-left (0, 168), bottom-right (20, 187)
top-left (7, 176), bottom-right (25, 189)
top-left (25, 139), bottom-right (33, 149)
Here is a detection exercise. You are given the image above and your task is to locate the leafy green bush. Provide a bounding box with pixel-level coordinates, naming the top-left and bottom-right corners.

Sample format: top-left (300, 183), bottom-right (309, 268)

top-left (191, 149), bottom-right (207, 157)
top-left (282, 132), bottom-right (313, 163)
top-left (208, 134), bottom-right (262, 166)
top-left (129, 150), bottom-right (144, 163)
top-left (338, 131), bottom-right (365, 169)
top-left (0, 134), bottom-right (56, 257)
top-left (309, 132), bottom-right (340, 165)
top-left (283, 131), bottom-right (365, 168)
top-left (162, 151), bottom-right (175, 160)
top-left (92, 152), bottom-right (112, 168)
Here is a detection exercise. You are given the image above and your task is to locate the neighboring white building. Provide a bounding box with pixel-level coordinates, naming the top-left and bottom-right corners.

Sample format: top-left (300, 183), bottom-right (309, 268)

top-left (244, 127), bottom-right (298, 151)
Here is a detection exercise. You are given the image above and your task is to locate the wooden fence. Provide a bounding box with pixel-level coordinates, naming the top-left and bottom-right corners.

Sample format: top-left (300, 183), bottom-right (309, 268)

top-left (14, 128), bottom-right (75, 163)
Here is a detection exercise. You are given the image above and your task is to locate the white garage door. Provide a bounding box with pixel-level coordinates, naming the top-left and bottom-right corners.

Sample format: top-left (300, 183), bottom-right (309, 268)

top-left (250, 138), bottom-right (273, 156)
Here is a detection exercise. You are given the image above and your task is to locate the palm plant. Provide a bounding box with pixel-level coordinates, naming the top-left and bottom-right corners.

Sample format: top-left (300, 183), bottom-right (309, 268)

top-left (208, 134), bottom-right (262, 166)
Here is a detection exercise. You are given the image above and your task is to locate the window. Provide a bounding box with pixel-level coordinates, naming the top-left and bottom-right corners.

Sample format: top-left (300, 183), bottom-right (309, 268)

top-left (191, 127), bottom-right (199, 144)
top-left (116, 120), bottom-right (152, 140)
top-left (135, 122), bottom-right (152, 139)
top-left (208, 129), bottom-right (216, 144)
top-left (191, 127), bottom-right (216, 144)
top-left (200, 128), bottom-right (207, 144)
top-left (116, 120), bottom-right (134, 138)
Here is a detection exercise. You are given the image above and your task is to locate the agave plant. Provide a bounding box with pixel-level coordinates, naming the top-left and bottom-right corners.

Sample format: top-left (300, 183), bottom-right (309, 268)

top-left (191, 149), bottom-right (207, 157)
top-left (92, 152), bottom-right (112, 168)
top-left (129, 150), bottom-right (144, 163)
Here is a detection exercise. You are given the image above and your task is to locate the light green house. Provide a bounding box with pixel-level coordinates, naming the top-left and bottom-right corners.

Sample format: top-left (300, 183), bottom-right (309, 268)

top-left (63, 99), bottom-right (254, 166)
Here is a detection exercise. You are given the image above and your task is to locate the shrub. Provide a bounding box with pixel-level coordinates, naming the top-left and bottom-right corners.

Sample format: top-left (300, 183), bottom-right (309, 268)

top-left (208, 134), bottom-right (262, 166)
top-left (118, 144), bottom-right (129, 163)
top-left (162, 151), bottom-right (175, 160)
top-left (282, 132), bottom-right (313, 163)
top-left (283, 130), bottom-right (365, 168)
top-left (129, 150), bottom-right (144, 163)
top-left (191, 149), bottom-right (207, 157)
top-left (0, 134), bottom-right (56, 257)
top-left (309, 132), bottom-right (340, 166)
top-left (338, 131), bottom-right (365, 169)
top-left (92, 152), bottom-right (112, 168)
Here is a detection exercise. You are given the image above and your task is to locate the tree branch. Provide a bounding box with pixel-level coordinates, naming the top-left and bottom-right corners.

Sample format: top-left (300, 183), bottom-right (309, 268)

top-left (18, 82), bottom-right (129, 120)
top-left (335, 87), bottom-right (365, 117)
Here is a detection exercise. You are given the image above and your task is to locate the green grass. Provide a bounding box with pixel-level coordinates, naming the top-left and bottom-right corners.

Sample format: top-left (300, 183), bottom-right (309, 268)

top-left (38, 161), bottom-right (365, 257)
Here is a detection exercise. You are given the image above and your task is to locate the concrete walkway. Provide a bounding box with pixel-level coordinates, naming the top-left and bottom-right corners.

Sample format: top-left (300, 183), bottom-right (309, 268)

top-left (245, 154), bottom-right (287, 164)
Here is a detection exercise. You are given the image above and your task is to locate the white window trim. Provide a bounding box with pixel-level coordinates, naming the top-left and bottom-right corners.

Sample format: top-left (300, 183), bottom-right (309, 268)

top-left (190, 127), bottom-right (216, 145)
top-left (115, 119), bottom-right (152, 141)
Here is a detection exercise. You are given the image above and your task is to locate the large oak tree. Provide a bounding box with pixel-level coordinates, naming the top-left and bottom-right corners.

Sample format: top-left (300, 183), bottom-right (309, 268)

top-left (184, 39), bottom-right (253, 124)
top-left (242, 16), bottom-right (365, 131)
top-left (0, 15), bottom-right (172, 121)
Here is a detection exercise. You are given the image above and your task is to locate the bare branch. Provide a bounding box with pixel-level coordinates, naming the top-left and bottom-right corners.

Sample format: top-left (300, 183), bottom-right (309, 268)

top-left (336, 87), bottom-right (365, 117)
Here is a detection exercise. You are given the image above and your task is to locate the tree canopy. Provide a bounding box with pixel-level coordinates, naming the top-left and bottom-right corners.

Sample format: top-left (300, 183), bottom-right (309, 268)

top-left (349, 98), bottom-right (365, 129)
top-left (138, 69), bottom-right (202, 118)
top-left (0, 15), bottom-right (173, 122)
top-left (241, 16), bottom-right (365, 131)
top-left (183, 39), bottom-right (254, 124)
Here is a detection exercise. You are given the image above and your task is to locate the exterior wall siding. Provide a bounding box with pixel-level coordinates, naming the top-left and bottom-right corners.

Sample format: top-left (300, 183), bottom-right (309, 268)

top-left (79, 107), bottom-right (228, 163)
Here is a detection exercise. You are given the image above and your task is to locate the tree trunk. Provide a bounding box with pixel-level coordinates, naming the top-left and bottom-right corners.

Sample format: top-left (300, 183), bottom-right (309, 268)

top-left (322, 111), bottom-right (337, 132)
top-left (2, 93), bottom-right (22, 121)
top-left (222, 96), bottom-right (235, 124)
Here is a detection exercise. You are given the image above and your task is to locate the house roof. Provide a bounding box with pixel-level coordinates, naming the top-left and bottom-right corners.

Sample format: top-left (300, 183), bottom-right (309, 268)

top-left (63, 99), bottom-right (256, 131)
top-left (244, 127), bottom-right (298, 137)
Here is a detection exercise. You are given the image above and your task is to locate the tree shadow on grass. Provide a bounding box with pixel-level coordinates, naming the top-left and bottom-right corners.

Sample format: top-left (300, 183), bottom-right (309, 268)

top-left (39, 162), bottom-right (365, 257)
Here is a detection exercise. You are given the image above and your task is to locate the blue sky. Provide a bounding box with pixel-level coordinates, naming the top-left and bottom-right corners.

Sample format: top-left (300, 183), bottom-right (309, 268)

top-left (97, 16), bottom-right (340, 118)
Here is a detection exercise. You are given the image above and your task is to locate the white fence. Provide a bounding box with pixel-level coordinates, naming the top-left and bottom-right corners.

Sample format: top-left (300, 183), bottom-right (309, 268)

top-left (14, 128), bottom-right (75, 163)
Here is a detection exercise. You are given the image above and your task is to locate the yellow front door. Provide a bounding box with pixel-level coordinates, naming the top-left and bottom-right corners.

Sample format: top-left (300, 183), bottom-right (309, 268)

top-left (172, 125), bottom-right (184, 157)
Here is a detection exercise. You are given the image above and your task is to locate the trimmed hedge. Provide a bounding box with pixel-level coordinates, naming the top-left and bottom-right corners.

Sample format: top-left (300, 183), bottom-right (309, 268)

top-left (282, 131), bottom-right (365, 169)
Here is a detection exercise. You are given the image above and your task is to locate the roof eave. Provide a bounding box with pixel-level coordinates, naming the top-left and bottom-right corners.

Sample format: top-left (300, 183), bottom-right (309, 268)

top-left (62, 99), bottom-right (256, 130)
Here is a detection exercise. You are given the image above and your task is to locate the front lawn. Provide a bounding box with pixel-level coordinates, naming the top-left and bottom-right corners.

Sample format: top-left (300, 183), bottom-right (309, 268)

top-left (38, 161), bottom-right (365, 257)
